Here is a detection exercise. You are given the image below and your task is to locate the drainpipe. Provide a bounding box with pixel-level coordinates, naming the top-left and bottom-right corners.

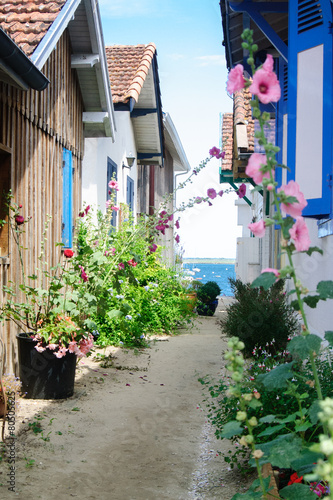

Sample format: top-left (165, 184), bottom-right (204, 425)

top-left (149, 165), bottom-right (155, 216)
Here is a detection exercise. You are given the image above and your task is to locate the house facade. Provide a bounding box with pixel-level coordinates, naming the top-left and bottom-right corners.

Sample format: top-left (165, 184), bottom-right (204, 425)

top-left (220, 0), bottom-right (333, 337)
top-left (82, 44), bottom-right (190, 264)
top-left (0, 0), bottom-right (114, 372)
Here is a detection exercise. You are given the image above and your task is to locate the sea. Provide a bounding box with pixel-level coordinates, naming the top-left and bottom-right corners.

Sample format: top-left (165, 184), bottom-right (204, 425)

top-left (183, 261), bottom-right (236, 297)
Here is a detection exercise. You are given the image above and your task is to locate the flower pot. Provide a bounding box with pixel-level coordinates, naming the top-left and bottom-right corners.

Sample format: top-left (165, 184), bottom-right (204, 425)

top-left (261, 463), bottom-right (281, 499)
top-left (185, 292), bottom-right (197, 311)
top-left (0, 397), bottom-right (6, 418)
top-left (16, 333), bottom-right (77, 399)
top-left (197, 299), bottom-right (219, 316)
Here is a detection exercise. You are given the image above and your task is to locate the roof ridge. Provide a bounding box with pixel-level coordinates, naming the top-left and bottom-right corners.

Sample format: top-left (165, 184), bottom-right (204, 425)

top-left (124, 42), bottom-right (156, 102)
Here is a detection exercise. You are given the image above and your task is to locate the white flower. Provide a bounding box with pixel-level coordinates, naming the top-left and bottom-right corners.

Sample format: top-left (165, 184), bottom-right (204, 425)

top-left (119, 279), bottom-right (123, 283)
top-left (125, 315), bottom-right (132, 320)
top-left (116, 294), bottom-right (124, 300)
top-left (144, 286), bottom-right (150, 291)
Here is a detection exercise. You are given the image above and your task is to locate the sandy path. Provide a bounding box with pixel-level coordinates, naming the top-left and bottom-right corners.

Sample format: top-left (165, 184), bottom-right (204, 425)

top-left (0, 298), bottom-right (251, 500)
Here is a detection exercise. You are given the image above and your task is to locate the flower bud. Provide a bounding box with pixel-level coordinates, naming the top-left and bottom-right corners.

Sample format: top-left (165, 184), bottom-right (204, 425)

top-left (15, 215), bottom-right (24, 225)
top-left (231, 372), bottom-right (243, 382)
top-left (248, 417), bottom-right (258, 427)
top-left (245, 434), bottom-right (254, 444)
top-left (236, 411), bottom-right (247, 421)
top-left (252, 449), bottom-right (264, 459)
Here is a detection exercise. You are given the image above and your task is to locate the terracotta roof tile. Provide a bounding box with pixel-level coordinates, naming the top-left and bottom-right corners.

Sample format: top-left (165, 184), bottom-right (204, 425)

top-left (106, 43), bottom-right (156, 104)
top-left (221, 112), bottom-right (233, 171)
top-left (0, 1), bottom-right (66, 57)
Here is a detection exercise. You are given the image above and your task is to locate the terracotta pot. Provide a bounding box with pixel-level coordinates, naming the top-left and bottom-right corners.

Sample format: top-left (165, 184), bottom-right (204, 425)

top-left (261, 463), bottom-right (281, 499)
top-left (185, 292), bottom-right (197, 310)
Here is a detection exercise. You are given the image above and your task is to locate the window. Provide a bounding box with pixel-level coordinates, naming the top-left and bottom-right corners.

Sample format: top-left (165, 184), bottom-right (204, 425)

top-left (126, 176), bottom-right (134, 214)
top-left (62, 148), bottom-right (73, 248)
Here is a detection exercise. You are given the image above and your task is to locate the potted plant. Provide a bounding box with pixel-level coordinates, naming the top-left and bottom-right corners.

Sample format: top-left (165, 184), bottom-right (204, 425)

top-left (0, 197), bottom-right (94, 399)
top-left (183, 279), bottom-right (202, 310)
top-left (196, 281), bottom-right (221, 316)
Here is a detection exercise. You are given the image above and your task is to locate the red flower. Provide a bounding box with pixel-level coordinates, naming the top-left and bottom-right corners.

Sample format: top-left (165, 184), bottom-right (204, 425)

top-left (64, 249), bottom-right (74, 258)
top-left (287, 472), bottom-right (303, 485)
top-left (127, 259), bottom-right (137, 267)
top-left (15, 215), bottom-right (24, 225)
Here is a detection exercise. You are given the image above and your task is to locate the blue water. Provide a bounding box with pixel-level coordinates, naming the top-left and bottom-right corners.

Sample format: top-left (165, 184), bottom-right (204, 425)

top-left (183, 262), bottom-right (236, 296)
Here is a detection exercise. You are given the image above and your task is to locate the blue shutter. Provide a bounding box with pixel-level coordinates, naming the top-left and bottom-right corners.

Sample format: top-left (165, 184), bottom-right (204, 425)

top-left (126, 176), bottom-right (135, 213)
top-left (62, 148), bottom-right (73, 248)
top-left (288, 0), bottom-right (332, 218)
top-left (107, 157), bottom-right (117, 228)
top-left (276, 57), bottom-right (288, 188)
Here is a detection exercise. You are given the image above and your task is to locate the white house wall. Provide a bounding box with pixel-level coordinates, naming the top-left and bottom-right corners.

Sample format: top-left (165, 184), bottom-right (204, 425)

top-left (82, 110), bottom-right (137, 216)
top-left (292, 221), bottom-right (333, 338)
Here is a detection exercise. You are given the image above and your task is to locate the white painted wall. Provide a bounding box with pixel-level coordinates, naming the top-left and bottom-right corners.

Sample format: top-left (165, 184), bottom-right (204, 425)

top-left (292, 220), bottom-right (333, 338)
top-left (82, 111), bottom-right (137, 218)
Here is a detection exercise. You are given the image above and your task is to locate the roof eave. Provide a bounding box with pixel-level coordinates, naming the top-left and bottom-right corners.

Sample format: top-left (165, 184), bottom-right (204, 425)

top-left (163, 113), bottom-right (191, 173)
top-left (0, 28), bottom-right (49, 91)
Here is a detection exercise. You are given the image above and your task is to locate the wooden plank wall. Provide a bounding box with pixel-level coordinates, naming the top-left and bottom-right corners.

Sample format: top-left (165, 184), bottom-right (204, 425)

top-left (0, 30), bottom-right (84, 373)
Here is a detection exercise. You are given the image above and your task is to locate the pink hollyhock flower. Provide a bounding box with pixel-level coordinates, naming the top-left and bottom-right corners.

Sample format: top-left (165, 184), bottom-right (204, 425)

top-left (64, 249), bottom-right (74, 258)
top-left (227, 64), bottom-right (245, 94)
top-left (118, 262), bottom-right (125, 270)
top-left (238, 183), bottom-right (246, 198)
top-left (168, 214), bottom-right (174, 221)
top-left (289, 217), bottom-right (311, 252)
top-left (175, 234), bottom-right (180, 244)
top-left (128, 258), bottom-right (137, 267)
top-left (111, 206), bottom-right (120, 211)
top-left (249, 55), bottom-right (281, 104)
top-left (209, 147), bottom-right (225, 159)
top-left (175, 219), bottom-right (180, 229)
top-left (84, 205), bottom-right (90, 215)
top-left (261, 268), bottom-right (280, 277)
top-left (245, 153), bottom-right (271, 184)
top-left (15, 215), bottom-right (24, 225)
top-left (79, 210), bottom-right (85, 217)
top-left (108, 180), bottom-right (119, 191)
top-left (207, 188), bottom-right (217, 199)
top-left (78, 265), bottom-right (88, 282)
top-left (218, 190), bottom-right (224, 197)
top-left (156, 224), bottom-right (166, 235)
top-left (277, 180), bottom-right (307, 217)
top-left (207, 201), bottom-right (213, 206)
top-left (149, 243), bottom-right (158, 253)
top-left (195, 197), bottom-right (203, 204)
top-left (248, 220), bottom-right (266, 238)
top-left (106, 200), bottom-right (111, 208)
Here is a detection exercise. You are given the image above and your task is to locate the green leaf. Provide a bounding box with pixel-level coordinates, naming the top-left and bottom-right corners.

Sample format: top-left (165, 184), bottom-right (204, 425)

top-left (264, 434), bottom-right (303, 468)
top-left (294, 421), bottom-right (313, 432)
top-left (303, 295), bottom-right (321, 308)
top-left (282, 216), bottom-right (296, 239)
top-left (257, 424), bottom-right (285, 437)
top-left (259, 415), bottom-right (277, 424)
top-left (257, 362), bottom-right (294, 391)
top-left (291, 449), bottom-right (324, 475)
top-left (220, 420), bottom-right (244, 439)
top-left (290, 299), bottom-right (301, 311)
top-left (247, 398), bottom-right (262, 409)
top-left (308, 400), bottom-right (321, 424)
top-left (324, 331), bottom-right (333, 347)
top-left (107, 309), bottom-right (124, 319)
top-left (304, 246), bottom-right (324, 256)
top-left (251, 273), bottom-right (277, 290)
top-left (231, 493), bottom-right (262, 500)
top-left (275, 413), bottom-right (298, 424)
top-left (317, 280), bottom-right (333, 299)
top-left (287, 335), bottom-right (322, 360)
top-left (280, 483), bottom-right (317, 499)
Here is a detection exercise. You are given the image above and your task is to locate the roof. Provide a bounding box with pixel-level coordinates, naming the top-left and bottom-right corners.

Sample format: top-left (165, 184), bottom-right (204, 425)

top-left (0, 0), bottom-right (66, 59)
top-left (163, 113), bottom-right (191, 173)
top-left (220, 0), bottom-right (288, 70)
top-left (105, 43), bottom-right (156, 104)
top-left (0, 0), bottom-right (115, 139)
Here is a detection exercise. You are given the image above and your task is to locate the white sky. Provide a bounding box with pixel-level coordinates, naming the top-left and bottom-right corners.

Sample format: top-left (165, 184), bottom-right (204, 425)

top-left (99, 0), bottom-right (242, 258)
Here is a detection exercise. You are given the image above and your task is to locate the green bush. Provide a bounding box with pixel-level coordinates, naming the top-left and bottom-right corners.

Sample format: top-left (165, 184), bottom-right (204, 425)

top-left (221, 278), bottom-right (299, 355)
top-left (197, 281), bottom-right (221, 303)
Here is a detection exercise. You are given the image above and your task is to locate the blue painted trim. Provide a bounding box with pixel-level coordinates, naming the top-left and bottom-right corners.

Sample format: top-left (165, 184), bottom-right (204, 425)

top-left (129, 97), bottom-right (136, 113)
top-left (62, 148), bottom-right (73, 248)
top-left (126, 176), bottom-right (135, 213)
top-left (131, 108), bottom-right (157, 117)
top-left (229, 0), bottom-right (288, 61)
top-left (114, 102), bottom-right (131, 111)
top-left (288, 0), bottom-right (333, 218)
top-left (137, 153), bottom-right (162, 159)
top-left (318, 218), bottom-right (333, 238)
top-left (152, 54), bottom-right (164, 166)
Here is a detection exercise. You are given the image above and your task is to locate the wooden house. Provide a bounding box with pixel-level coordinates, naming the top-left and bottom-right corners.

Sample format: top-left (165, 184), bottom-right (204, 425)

top-left (220, 0), bottom-right (333, 336)
top-left (0, 0), bottom-right (115, 373)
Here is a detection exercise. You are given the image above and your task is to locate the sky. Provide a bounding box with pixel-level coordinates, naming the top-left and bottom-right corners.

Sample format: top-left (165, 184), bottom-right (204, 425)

top-left (99, 0), bottom-right (242, 259)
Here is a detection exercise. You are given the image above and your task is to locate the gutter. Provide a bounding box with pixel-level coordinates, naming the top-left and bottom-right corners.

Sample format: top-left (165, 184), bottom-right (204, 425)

top-left (0, 28), bottom-right (49, 91)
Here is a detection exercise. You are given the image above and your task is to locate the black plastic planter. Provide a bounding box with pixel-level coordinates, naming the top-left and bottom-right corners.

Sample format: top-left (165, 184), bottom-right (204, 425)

top-left (197, 299), bottom-right (219, 316)
top-left (16, 333), bottom-right (77, 399)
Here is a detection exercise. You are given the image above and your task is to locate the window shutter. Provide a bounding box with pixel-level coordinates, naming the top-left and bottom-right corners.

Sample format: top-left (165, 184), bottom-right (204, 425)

top-left (107, 157), bottom-right (118, 228)
top-left (287, 0), bottom-right (332, 218)
top-left (62, 148), bottom-right (73, 248)
top-left (126, 176), bottom-right (135, 213)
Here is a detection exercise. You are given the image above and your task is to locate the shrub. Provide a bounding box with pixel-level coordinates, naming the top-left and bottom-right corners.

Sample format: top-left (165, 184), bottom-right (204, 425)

top-left (221, 278), bottom-right (299, 355)
top-left (197, 281), bottom-right (221, 303)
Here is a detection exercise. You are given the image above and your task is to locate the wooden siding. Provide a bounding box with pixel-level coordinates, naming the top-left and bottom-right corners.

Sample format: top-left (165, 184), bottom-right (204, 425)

top-left (0, 30), bottom-right (84, 373)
